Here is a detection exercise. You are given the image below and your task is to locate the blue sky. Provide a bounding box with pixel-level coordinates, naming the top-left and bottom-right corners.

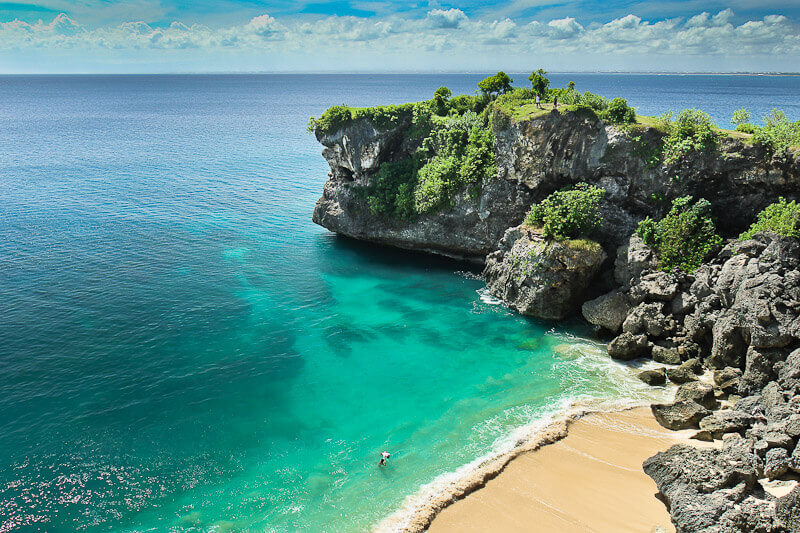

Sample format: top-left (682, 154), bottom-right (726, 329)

top-left (1, 0), bottom-right (799, 73)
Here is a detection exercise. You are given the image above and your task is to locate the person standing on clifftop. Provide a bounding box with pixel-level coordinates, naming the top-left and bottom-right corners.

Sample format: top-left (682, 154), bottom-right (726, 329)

top-left (553, 95), bottom-right (558, 109)
top-left (535, 93), bottom-right (541, 108)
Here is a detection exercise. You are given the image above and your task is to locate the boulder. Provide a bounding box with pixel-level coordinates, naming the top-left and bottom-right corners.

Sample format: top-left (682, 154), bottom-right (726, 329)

top-left (775, 485), bottom-right (800, 532)
top-left (613, 234), bottom-right (657, 287)
top-left (708, 315), bottom-right (748, 369)
top-left (581, 290), bottom-right (630, 332)
top-left (651, 401), bottom-right (710, 430)
top-left (629, 271), bottom-right (679, 303)
top-left (675, 381), bottom-right (717, 410)
top-left (643, 444), bottom-right (761, 532)
top-left (740, 347), bottom-right (782, 396)
top-left (699, 410), bottom-right (755, 438)
top-left (765, 447), bottom-right (791, 479)
top-left (652, 344), bottom-right (681, 365)
top-left (622, 302), bottom-right (673, 337)
top-left (638, 368), bottom-right (667, 386)
top-left (483, 226), bottom-right (607, 320)
top-left (607, 332), bottom-right (650, 360)
top-left (665, 358), bottom-right (703, 384)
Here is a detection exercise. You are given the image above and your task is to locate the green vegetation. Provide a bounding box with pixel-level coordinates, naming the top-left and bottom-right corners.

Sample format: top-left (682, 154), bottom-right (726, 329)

top-left (739, 197), bottom-right (800, 240)
top-left (308, 102), bottom-right (417, 135)
top-left (659, 109), bottom-right (720, 165)
top-left (528, 69), bottom-right (550, 97)
top-left (731, 108), bottom-right (754, 133)
top-left (359, 96), bottom-right (497, 220)
top-left (637, 196), bottom-right (723, 273)
top-left (478, 71), bottom-right (514, 98)
top-left (752, 109), bottom-right (800, 152)
top-left (601, 97), bottom-right (636, 124)
top-left (524, 183), bottom-right (605, 239)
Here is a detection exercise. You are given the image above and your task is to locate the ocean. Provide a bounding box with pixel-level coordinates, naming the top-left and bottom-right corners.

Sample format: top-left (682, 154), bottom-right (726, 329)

top-left (2, 73), bottom-right (798, 532)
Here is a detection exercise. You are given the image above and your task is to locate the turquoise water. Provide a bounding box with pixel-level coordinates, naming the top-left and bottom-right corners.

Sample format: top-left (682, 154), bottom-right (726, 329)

top-left (2, 74), bottom-right (798, 532)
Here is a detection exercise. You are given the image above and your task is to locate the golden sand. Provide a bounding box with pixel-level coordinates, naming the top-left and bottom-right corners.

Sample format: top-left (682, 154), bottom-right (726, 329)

top-left (426, 407), bottom-right (712, 533)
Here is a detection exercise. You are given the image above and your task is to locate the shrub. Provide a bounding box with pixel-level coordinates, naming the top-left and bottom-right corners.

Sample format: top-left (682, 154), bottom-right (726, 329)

top-left (753, 109), bottom-right (800, 152)
top-left (478, 71), bottom-right (513, 98)
top-left (739, 197), bottom-right (800, 240)
top-left (661, 109), bottom-right (719, 164)
top-left (365, 110), bottom-right (497, 218)
top-left (308, 102), bottom-right (417, 135)
top-left (524, 183), bottom-right (605, 239)
top-left (433, 86), bottom-right (452, 116)
top-left (637, 196), bottom-right (722, 273)
top-left (601, 97), bottom-right (636, 124)
top-left (736, 123), bottom-right (757, 134)
top-left (731, 108), bottom-right (751, 128)
top-left (578, 91), bottom-right (608, 112)
top-left (529, 68), bottom-right (550, 97)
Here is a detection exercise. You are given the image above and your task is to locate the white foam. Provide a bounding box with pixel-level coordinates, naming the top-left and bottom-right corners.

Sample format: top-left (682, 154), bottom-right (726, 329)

top-left (374, 338), bottom-right (676, 532)
top-left (477, 287), bottom-right (503, 305)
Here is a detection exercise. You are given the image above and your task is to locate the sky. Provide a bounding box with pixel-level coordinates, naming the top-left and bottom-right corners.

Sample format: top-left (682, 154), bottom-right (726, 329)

top-left (1, 0), bottom-right (800, 73)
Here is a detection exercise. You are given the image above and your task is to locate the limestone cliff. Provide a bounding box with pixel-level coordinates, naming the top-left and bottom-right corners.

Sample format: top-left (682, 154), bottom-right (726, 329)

top-left (313, 109), bottom-right (800, 260)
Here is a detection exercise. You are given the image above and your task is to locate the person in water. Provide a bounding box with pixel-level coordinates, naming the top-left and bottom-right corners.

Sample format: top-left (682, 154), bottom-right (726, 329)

top-left (378, 451), bottom-right (391, 466)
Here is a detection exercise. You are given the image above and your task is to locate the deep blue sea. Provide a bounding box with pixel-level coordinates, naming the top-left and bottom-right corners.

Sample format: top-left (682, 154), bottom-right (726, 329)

top-left (1, 74), bottom-right (798, 532)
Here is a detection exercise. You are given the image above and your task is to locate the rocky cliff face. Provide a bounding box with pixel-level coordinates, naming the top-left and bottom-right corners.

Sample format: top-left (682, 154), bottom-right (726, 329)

top-left (483, 225), bottom-right (607, 320)
top-left (312, 118), bottom-right (534, 260)
top-left (314, 109), bottom-right (800, 258)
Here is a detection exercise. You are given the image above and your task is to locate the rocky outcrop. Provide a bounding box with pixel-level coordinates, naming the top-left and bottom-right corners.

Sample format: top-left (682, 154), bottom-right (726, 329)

top-left (613, 232), bottom-right (800, 531)
top-left (313, 109), bottom-right (800, 260)
top-left (482, 226), bottom-right (606, 320)
top-left (312, 118), bottom-right (535, 260)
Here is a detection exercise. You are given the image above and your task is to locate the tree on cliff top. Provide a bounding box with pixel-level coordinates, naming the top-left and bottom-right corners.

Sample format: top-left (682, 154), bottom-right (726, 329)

top-left (478, 72), bottom-right (513, 98)
top-left (528, 69), bottom-right (550, 97)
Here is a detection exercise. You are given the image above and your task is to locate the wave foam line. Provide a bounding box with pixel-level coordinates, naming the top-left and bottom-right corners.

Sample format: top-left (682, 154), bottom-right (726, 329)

top-left (374, 394), bottom-right (665, 533)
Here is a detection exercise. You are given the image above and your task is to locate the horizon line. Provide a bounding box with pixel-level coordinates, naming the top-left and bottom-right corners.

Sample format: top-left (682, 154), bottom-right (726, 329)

top-left (2, 70), bottom-right (800, 76)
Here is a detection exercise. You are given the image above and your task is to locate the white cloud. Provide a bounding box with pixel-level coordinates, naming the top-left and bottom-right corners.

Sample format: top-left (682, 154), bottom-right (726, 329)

top-left (425, 8), bottom-right (468, 29)
top-left (1, 9), bottom-right (799, 70)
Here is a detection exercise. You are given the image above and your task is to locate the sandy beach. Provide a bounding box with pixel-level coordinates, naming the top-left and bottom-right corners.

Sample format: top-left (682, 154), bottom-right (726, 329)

top-left (427, 407), bottom-right (713, 533)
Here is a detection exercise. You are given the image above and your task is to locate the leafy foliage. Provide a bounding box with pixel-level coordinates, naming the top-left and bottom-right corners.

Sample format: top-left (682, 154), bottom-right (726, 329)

top-left (577, 91), bottom-right (608, 112)
top-left (731, 108), bottom-right (751, 127)
top-left (478, 71), bottom-right (513, 97)
top-left (600, 97), bottom-right (636, 124)
top-left (528, 69), bottom-right (550, 96)
top-left (308, 102), bottom-right (417, 135)
top-left (363, 110), bottom-right (497, 219)
top-left (524, 183), bottom-right (605, 239)
top-left (637, 196), bottom-right (722, 273)
top-left (660, 109), bottom-right (719, 165)
top-left (736, 123), bottom-right (757, 134)
top-left (433, 86), bottom-right (452, 116)
top-left (739, 197), bottom-right (800, 240)
top-left (752, 109), bottom-right (800, 152)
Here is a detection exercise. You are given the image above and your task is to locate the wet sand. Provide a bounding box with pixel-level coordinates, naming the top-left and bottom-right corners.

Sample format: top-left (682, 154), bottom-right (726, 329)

top-left (427, 407), bottom-right (710, 533)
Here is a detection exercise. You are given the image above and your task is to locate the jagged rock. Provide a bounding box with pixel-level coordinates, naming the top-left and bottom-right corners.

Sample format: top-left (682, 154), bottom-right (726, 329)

top-left (675, 381), bottom-right (717, 410)
top-left (765, 447), bottom-right (791, 479)
top-left (715, 366), bottom-right (743, 395)
top-left (699, 410), bottom-right (755, 438)
top-left (622, 302), bottom-right (673, 337)
top-left (740, 347), bottom-right (782, 396)
top-left (665, 358), bottom-right (703, 384)
top-left (629, 271), bottom-right (679, 304)
top-left (613, 234), bottom-right (657, 287)
top-left (709, 315), bottom-right (748, 369)
top-left (643, 444), bottom-right (762, 532)
top-left (652, 401), bottom-right (710, 430)
top-left (638, 368), bottom-right (667, 386)
top-left (691, 430), bottom-right (714, 442)
top-left (736, 395), bottom-right (766, 418)
top-left (581, 290), bottom-right (630, 332)
top-left (483, 226), bottom-right (607, 320)
top-left (670, 291), bottom-right (697, 315)
top-left (607, 332), bottom-right (650, 360)
top-left (775, 485), bottom-right (800, 531)
top-left (764, 431), bottom-right (794, 450)
top-left (652, 344), bottom-right (681, 365)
